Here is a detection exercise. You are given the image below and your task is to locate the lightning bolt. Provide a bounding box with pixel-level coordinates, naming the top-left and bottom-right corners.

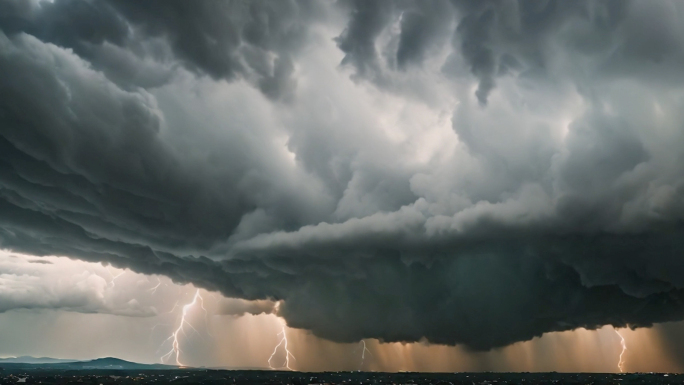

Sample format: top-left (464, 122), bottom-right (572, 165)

top-left (164, 300), bottom-right (180, 314)
top-left (268, 303), bottom-right (296, 370)
top-left (148, 277), bottom-right (162, 294)
top-left (268, 318), bottom-right (296, 370)
top-left (615, 328), bottom-right (627, 373)
top-left (159, 289), bottom-right (206, 367)
top-left (106, 267), bottom-right (125, 288)
top-left (359, 340), bottom-right (372, 367)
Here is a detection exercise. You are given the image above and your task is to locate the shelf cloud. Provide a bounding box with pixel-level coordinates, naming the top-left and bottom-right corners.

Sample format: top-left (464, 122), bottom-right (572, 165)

top-left (2, 0), bottom-right (684, 350)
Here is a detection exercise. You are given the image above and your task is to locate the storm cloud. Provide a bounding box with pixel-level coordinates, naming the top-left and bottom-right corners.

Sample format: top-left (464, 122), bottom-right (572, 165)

top-left (2, 0), bottom-right (684, 350)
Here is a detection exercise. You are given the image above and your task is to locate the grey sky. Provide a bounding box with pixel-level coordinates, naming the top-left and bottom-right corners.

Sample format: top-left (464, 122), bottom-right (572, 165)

top-left (1, 0), bottom-right (684, 369)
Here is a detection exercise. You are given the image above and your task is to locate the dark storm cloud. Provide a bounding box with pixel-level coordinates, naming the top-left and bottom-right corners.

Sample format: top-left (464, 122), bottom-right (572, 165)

top-left (0, 0), bottom-right (129, 47)
top-left (0, 0), bottom-right (168, 88)
top-left (447, 0), bottom-right (631, 104)
top-left (0, 28), bottom-right (328, 299)
top-left (334, 0), bottom-right (454, 87)
top-left (335, 0), bottom-right (632, 103)
top-left (395, 1), bottom-right (453, 69)
top-left (274, 237), bottom-right (684, 350)
top-left (335, 0), bottom-right (394, 78)
top-left (2, 0), bottom-right (684, 351)
top-left (104, 0), bottom-right (321, 99)
top-left (0, 0), bottom-right (325, 98)
top-left (0, 31), bottom-right (246, 248)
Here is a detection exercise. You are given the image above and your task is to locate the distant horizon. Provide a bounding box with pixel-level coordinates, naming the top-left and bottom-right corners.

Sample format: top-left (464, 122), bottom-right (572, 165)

top-left (3, 0), bottom-right (684, 374)
top-left (1, 355), bottom-right (683, 375)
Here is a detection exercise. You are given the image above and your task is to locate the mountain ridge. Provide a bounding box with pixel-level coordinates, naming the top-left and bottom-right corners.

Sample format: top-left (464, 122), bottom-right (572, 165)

top-left (0, 356), bottom-right (178, 370)
top-left (0, 356), bottom-right (78, 364)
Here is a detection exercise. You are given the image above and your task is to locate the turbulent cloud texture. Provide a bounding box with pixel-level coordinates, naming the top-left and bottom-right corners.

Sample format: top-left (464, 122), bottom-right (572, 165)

top-left (2, 0), bottom-right (684, 350)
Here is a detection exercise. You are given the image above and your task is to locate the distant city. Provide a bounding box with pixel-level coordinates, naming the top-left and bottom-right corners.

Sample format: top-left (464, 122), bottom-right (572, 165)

top-left (0, 357), bottom-right (682, 385)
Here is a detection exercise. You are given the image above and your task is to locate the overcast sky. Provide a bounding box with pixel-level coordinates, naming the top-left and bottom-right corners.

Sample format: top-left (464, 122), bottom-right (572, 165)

top-left (2, 0), bottom-right (684, 372)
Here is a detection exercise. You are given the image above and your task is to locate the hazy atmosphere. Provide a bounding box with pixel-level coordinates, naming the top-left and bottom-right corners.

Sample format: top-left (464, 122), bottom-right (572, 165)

top-left (2, 0), bottom-right (684, 372)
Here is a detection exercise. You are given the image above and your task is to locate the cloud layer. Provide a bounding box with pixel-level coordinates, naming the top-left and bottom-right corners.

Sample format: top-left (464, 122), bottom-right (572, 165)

top-left (0, 251), bottom-right (156, 316)
top-left (1, 0), bottom-right (684, 350)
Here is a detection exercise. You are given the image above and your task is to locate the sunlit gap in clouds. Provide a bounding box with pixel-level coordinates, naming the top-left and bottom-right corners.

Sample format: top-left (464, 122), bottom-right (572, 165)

top-left (0, 249), bottom-right (682, 372)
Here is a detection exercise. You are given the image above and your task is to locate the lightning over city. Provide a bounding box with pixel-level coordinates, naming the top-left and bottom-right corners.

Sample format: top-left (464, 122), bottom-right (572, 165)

top-left (268, 318), bottom-right (296, 371)
top-left (358, 340), bottom-right (372, 368)
top-left (3, 0), bottom-right (684, 381)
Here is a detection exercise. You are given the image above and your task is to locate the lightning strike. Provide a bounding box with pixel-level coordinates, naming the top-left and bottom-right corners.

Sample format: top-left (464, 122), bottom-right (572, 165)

top-left (106, 267), bottom-right (125, 288)
top-left (614, 328), bottom-right (627, 373)
top-left (160, 289), bottom-right (206, 367)
top-left (359, 340), bottom-right (372, 367)
top-left (268, 318), bottom-right (296, 370)
top-left (164, 300), bottom-right (180, 314)
top-left (268, 303), bottom-right (296, 371)
top-left (148, 277), bottom-right (162, 294)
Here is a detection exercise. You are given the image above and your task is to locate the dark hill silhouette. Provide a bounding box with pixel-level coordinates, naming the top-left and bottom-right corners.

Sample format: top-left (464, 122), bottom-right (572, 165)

top-left (0, 356), bottom-right (178, 370)
top-left (0, 356), bottom-right (77, 364)
top-left (70, 357), bottom-right (176, 369)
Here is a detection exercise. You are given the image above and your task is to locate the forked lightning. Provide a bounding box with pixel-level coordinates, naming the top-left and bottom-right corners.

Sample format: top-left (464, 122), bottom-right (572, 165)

top-left (268, 303), bottom-right (296, 370)
top-left (160, 289), bottom-right (206, 366)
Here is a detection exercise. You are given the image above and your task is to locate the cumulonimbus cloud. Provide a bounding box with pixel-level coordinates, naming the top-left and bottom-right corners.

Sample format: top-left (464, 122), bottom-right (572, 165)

top-left (1, 0), bottom-right (684, 350)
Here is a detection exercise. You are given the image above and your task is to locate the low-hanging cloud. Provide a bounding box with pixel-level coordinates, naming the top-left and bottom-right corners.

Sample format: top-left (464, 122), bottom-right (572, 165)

top-left (217, 298), bottom-right (276, 317)
top-left (1, 0), bottom-right (684, 351)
